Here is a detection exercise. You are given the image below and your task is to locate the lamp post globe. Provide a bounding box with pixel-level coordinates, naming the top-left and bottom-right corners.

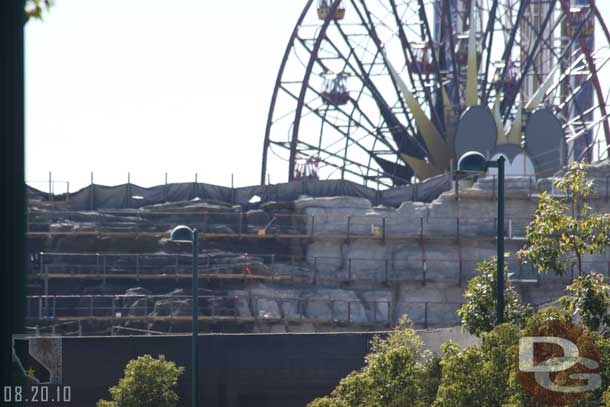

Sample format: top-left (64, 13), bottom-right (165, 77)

top-left (457, 151), bottom-right (490, 173)
top-left (169, 225), bottom-right (194, 242)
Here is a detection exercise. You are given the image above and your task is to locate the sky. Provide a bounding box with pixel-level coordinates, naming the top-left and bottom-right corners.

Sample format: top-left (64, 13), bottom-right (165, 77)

top-left (25, 1), bottom-right (610, 193)
top-left (25, 0), bottom-right (300, 192)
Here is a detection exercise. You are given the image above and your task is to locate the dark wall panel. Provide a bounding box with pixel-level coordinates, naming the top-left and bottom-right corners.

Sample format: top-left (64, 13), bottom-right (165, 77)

top-left (61, 332), bottom-right (376, 406)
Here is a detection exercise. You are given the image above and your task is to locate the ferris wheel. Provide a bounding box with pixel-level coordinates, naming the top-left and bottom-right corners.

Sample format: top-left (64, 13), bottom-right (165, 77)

top-left (260, 0), bottom-right (610, 188)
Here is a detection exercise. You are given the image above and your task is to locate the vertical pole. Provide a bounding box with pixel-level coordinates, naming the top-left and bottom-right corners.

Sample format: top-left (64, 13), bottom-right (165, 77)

top-left (384, 259), bottom-right (389, 284)
top-left (44, 266), bottom-right (49, 317)
top-left (348, 259), bottom-right (352, 282)
top-left (43, 264), bottom-right (48, 317)
top-left (66, 181), bottom-right (70, 202)
top-left (90, 172), bottom-right (95, 210)
top-left (48, 171), bottom-right (53, 201)
top-left (231, 173), bottom-right (235, 205)
top-left (192, 229), bottom-right (200, 407)
top-left (496, 156), bottom-right (505, 324)
top-left (347, 216), bottom-right (351, 239)
top-left (348, 301), bottom-right (351, 322)
top-left (102, 255), bottom-right (107, 285)
top-left (424, 302), bottom-right (428, 329)
top-left (126, 172), bottom-right (131, 209)
top-left (311, 215), bottom-right (315, 237)
top-left (165, 172), bottom-right (168, 202)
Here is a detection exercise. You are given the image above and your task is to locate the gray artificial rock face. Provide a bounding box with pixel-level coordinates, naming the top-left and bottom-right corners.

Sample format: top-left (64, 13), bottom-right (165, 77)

top-left (127, 298), bottom-right (151, 317)
top-left (29, 161), bottom-right (610, 333)
top-left (150, 298), bottom-right (192, 317)
top-left (301, 289), bottom-right (367, 323)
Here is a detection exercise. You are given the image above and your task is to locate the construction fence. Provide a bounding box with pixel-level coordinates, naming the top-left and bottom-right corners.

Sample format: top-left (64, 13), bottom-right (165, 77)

top-left (27, 175), bottom-right (452, 209)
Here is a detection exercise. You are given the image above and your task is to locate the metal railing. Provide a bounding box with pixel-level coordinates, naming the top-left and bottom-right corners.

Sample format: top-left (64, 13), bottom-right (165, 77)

top-left (27, 210), bottom-right (542, 240)
top-left (26, 294), bottom-right (464, 328)
top-left (32, 252), bottom-right (610, 286)
top-left (25, 320), bottom-right (82, 336)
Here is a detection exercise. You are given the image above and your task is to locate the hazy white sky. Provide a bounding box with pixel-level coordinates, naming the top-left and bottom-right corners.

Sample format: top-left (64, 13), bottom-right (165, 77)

top-left (25, 0), bottom-right (300, 192)
top-left (25, 1), bottom-right (610, 192)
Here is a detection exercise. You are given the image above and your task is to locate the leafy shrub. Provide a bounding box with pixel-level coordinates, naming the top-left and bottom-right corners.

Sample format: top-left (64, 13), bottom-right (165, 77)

top-left (97, 355), bottom-right (184, 407)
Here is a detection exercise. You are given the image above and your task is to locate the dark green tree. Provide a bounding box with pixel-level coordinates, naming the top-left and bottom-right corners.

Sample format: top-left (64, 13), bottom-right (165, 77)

top-left (97, 355), bottom-right (184, 407)
top-left (519, 162), bottom-right (610, 276)
top-left (432, 324), bottom-right (520, 407)
top-left (561, 272), bottom-right (610, 332)
top-left (457, 257), bottom-right (533, 337)
top-left (307, 318), bottom-right (439, 407)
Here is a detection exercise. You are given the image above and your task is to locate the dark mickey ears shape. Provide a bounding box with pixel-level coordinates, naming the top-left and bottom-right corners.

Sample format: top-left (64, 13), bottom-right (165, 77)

top-left (524, 109), bottom-right (565, 177)
top-left (454, 105), bottom-right (498, 164)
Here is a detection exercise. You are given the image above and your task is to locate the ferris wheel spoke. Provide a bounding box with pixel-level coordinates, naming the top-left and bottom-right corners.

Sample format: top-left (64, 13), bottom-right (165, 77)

top-left (501, 0), bottom-right (557, 123)
top-left (388, 0), bottom-right (420, 98)
top-left (352, 0), bottom-right (436, 124)
top-left (329, 11), bottom-right (427, 158)
top-left (559, 0), bottom-right (610, 147)
top-left (493, 0), bottom-right (528, 112)
top-left (348, 0), bottom-right (414, 116)
top-left (319, 31), bottom-right (408, 139)
top-left (440, 0), bottom-right (462, 107)
top-left (480, 0), bottom-right (499, 105)
top-left (298, 133), bottom-right (401, 186)
top-left (360, 0), bottom-right (443, 132)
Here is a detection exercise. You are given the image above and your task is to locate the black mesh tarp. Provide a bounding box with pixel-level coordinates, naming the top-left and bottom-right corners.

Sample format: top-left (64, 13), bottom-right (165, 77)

top-left (31, 175), bottom-right (451, 210)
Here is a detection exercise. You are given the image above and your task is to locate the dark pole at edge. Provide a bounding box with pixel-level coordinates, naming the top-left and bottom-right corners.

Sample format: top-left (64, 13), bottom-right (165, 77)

top-left (496, 156), bottom-right (505, 324)
top-left (192, 229), bottom-right (200, 407)
top-left (1, 0), bottom-right (26, 386)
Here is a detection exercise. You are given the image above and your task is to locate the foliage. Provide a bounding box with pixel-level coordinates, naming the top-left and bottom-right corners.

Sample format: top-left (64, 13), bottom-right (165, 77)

top-left (504, 308), bottom-right (573, 407)
top-left (96, 355), bottom-right (184, 407)
top-left (309, 305), bottom-right (610, 407)
top-left (561, 272), bottom-right (610, 332)
top-left (594, 334), bottom-right (610, 406)
top-left (519, 162), bottom-right (610, 276)
top-left (307, 318), bottom-right (439, 407)
top-left (457, 257), bottom-right (533, 337)
top-left (505, 309), bottom-right (610, 407)
top-left (26, 0), bottom-right (53, 21)
top-left (432, 324), bottom-right (520, 407)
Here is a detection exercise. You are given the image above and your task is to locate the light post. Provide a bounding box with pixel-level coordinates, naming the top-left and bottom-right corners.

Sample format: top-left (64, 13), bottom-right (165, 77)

top-left (169, 225), bottom-right (200, 407)
top-left (457, 152), bottom-right (506, 324)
